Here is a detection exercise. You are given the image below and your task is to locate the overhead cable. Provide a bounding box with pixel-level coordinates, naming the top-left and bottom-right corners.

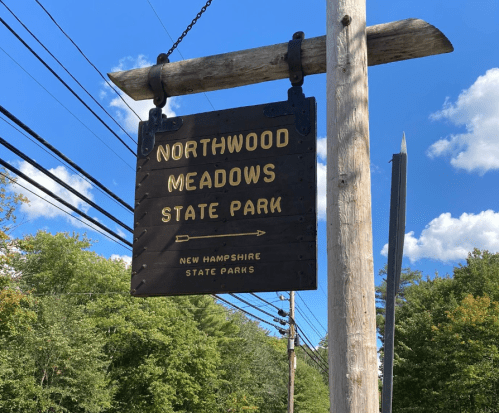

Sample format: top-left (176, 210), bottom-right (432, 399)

top-left (295, 304), bottom-right (324, 340)
top-left (212, 294), bottom-right (284, 331)
top-left (229, 293), bottom-right (287, 323)
top-left (145, 0), bottom-right (216, 111)
top-left (299, 344), bottom-right (328, 375)
top-left (0, 18), bottom-right (136, 155)
top-left (0, 1), bottom-right (136, 144)
top-left (0, 46), bottom-right (134, 171)
top-left (0, 171), bottom-right (132, 251)
top-left (34, 0), bottom-right (142, 121)
top-left (0, 135), bottom-right (133, 233)
top-left (249, 292), bottom-right (282, 311)
top-left (295, 324), bottom-right (329, 368)
top-left (0, 158), bottom-right (132, 247)
top-left (296, 291), bottom-right (328, 333)
top-left (0, 106), bottom-right (134, 212)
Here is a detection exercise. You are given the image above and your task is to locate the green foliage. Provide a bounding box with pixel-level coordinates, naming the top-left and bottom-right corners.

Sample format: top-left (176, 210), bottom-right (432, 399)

top-left (294, 357), bottom-right (329, 413)
top-left (377, 250), bottom-right (499, 412)
top-left (0, 228), bottom-right (330, 412)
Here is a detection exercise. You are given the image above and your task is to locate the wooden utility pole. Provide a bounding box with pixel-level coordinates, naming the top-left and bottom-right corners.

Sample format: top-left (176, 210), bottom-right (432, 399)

top-left (326, 0), bottom-right (379, 411)
top-left (108, 12), bottom-right (452, 413)
top-left (288, 291), bottom-right (296, 413)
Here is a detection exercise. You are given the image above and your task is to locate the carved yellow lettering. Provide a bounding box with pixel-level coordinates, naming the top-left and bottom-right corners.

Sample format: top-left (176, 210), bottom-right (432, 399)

top-left (246, 132), bottom-right (258, 151)
top-left (255, 253), bottom-right (260, 260)
top-left (198, 203), bottom-right (208, 219)
top-left (277, 128), bottom-right (289, 147)
top-left (261, 130), bottom-right (272, 149)
top-left (257, 198), bottom-right (268, 214)
top-left (249, 266), bottom-right (255, 273)
top-left (209, 203), bottom-right (219, 219)
top-left (168, 174), bottom-right (184, 192)
top-left (161, 207), bottom-right (171, 222)
top-left (172, 142), bottom-right (183, 160)
top-left (200, 138), bottom-right (210, 156)
top-left (235, 267), bottom-right (241, 274)
top-left (263, 164), bottom-right (275, 183)
top-left (199, 171), bottom-right (212, 189)
top-left (243, 200), bottom-right (255, 215)
top-left (227, 134), bottom-right (243, 153)
top-left (229, 167), bottom-right (241, 186)
top-left (270, 197), bottom-right (282, 213)
top-left (244, 165), bottom-right (260, 184)
top-left (212, 137), bottom-right (225, 155)
top-left (185, 172), bottom-right (197, 191)
top-left (214, 169), bottom-right (226, 188)
top-left (185, 141), bottom-right (197, 158)
top-left (230, 200), bottom-right (241, 216)
top-left (157, 144), bottom-right (170, 162)
top-left (174, 206), bottom-right (183, 221)
top-left (186, 270), bottom-right (191, 276)
top-left (185, 205), bottom-right (195, 221)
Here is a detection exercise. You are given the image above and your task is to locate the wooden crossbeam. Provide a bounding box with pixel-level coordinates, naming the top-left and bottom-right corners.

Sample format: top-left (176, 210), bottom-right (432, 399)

top-left (108, 18), bottom-right (453, 101)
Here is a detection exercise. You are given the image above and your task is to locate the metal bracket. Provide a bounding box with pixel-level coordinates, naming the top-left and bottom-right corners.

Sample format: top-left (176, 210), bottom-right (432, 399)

top-left (263, 86), bottom-right (311, 136)
top-left (138, 108), bottom-right (183, 158)
top-left (148, 53), bottom-right (169, 108)
top-left (263, 31), bottom-right (311, 136)
top-left (287, 31), bottom-right (304, 87)
top-left (139, 53), bottom-right (183, 157)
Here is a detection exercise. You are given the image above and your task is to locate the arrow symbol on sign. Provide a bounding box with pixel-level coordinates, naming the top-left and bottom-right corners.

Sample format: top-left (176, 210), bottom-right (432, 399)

top-left (175, 230), bottom-right (266, 243)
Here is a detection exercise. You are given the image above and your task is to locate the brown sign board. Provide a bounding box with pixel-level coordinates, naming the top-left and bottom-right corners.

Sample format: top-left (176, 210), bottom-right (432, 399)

top-left (131, 98), bottom-right (317, 296)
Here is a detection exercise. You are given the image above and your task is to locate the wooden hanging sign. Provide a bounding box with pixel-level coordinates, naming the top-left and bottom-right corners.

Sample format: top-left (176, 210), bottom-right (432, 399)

top-left (131, 96), bottom-right (317, 296)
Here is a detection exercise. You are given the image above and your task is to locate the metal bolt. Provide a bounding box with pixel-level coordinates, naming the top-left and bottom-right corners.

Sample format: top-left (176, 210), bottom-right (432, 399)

top-left (341, 15), bottom-right (352, 26)
top-left (131, 289), bottom-right (136, 293)
top-left (142, 264), bottom-right (147, 269)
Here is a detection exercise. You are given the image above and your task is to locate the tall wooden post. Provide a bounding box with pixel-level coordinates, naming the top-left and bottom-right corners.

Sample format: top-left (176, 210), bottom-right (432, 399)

top-left (326, 0), bottom-right (379, 411)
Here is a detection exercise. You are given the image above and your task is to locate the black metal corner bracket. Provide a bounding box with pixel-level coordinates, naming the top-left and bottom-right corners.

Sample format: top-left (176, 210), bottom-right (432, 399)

top-left (138, 54), bottom-right (183, 158)
top-left (263, 31), bottom-right (311, 136)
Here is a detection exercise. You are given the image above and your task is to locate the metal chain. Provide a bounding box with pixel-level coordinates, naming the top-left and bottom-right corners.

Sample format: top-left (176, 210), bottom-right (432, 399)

top-left (165, 0), bottom-right (213, 58)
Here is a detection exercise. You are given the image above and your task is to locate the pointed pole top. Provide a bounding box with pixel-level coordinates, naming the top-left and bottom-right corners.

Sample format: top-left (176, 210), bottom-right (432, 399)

top-left (401, 132), bottom-right (407, 154)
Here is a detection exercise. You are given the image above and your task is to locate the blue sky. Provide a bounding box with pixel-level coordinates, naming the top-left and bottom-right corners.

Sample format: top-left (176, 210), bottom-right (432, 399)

top-left (1, 0), bottom-right (498, 346)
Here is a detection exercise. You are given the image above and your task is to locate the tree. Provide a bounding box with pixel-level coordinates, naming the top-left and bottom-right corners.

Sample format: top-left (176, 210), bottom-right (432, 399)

top-left (376, 250), bottom-right (499, 412)
top-left (294, 357), bottom-right (330, 413)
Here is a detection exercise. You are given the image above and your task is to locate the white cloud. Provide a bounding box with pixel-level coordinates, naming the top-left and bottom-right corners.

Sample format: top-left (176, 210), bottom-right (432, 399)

top-left (317, 161), bottom-right (326, 221)
top-left (317, 137), bottom-right (327, 161)
top-left (428, 68), bottom-right (499, 174)
top-left (106, 55), bottom-right (178, 134)
top-left (115, 227), bottom-right (126, 239)
top-left (11, 161), bottom-right (94, 221)
top-left (381, 210), bottom-right (499, 263)
top-left (110, 254), bottom-right (132, 267)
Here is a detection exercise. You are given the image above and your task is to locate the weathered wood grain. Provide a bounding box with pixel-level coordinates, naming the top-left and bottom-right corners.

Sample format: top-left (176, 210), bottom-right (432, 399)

top-left (326, 1), bottom-right (379, 412)
top-left (108, 18), bottom-right (453, 101)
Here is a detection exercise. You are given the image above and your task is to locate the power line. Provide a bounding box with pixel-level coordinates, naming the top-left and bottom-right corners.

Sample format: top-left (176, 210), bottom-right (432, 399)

top-left (146, 0), bottom-right (216, 111)
top-left (0, 158), bottom-right (132, 247)
top-left (229, 293), bottom-right (287, 324)
top-left (0, 106), bottom-right (134, 213)
top-left (295, 324), bottom-right (329, 369)
top-left (0, 46), bottom-right (135, 171)
top-left (295, 304), bottom-right (324, 340)
top-left (0, 17), bottom-right (136, 155)
top-left (0, 1), bottom-right (137, 145)
top-left (212, 294), bottom-right (285, 332)
top-left (0, 171), bottom-right (132, 251)
top-left (0, 135), bottom-right (133, 233)
top-left (299, 344), bottom-right (328, 375)
top-left (33, 0), bottom-right (142, 122)
top-left (249, 292), bottom-right (282, 311)
top-left (296, 291), bottom-right (328, 334)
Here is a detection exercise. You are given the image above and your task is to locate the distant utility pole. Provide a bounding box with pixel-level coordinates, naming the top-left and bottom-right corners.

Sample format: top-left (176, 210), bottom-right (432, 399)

top-left (288, 291), bottom-right (295, 413)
